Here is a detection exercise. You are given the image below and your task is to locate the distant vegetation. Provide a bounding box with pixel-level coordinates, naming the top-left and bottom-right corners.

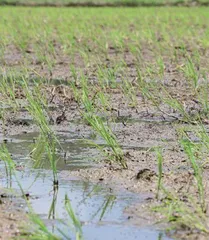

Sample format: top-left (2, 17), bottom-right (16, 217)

top-left (0, 0), bottom-right (209, 6)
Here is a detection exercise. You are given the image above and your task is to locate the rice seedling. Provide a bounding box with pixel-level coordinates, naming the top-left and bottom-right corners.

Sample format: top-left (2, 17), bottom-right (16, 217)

top-left (182, 58), bottom-right (199, 90)
top-left (97, 65), bottom-right (119, 89)
top-left (153, 127), bottom-right (209, 234)
top-left (45, 135), bottom-right (59, 187)
top-left (161, 90), bottom-right (192, 122)
top-left (181, 139), bottom-right (205, 212)
top-left (139, 80), bottom-right (197, 123)
top-left (22, 79), bottom-right (60, 186)
top-left (0, 143), bottom-right (15, 185)
top-left (181, 122), bottom-right (209, 168)
top-left (83, 113), bottom-right (127, 168)
top-left (27, 213), bottom-right (61, 240)
top-left (0, 72), bottom-right (20, 111)
top-left (22, 80), bottom-right (51, 134)
top-left (153, 191), bottom-right (209, 233)
top-left (30, 133), bottom-right (59, 187)
top-left (70, 65), bottom-right (79, 85)
top-left (197, 80), bottom-right (209, 117)
top-left (70, 73), bottom-right (127, 168)
top-left (145, 64), bottom-right (157, 78)
top-left (121, 76), bottom-right (138, 107)
top-left (96, 91), bottom-right (111, 112)
top-left (136, 73), bottom-right (160, 108)
top-left (81, 86), bottom-right (95, 116)
top-left (61, 195), bottom-right (83, 240)
top-left (156, 57), bottom-right (165, 79)
top-left (156, 147), bottom-right (163, 200)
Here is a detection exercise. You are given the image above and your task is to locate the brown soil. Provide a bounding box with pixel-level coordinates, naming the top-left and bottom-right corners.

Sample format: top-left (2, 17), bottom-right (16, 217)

top-left (0, 189), bottom-right (27, 239)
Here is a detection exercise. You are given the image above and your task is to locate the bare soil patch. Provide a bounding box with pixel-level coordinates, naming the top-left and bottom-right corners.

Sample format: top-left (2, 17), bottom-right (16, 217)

top-left (0, 189), bottom-right (27, 239)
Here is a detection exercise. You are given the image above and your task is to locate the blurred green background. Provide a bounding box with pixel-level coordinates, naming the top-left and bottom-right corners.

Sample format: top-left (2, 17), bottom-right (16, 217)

top-left (0, 0), bottom-right (208, 6)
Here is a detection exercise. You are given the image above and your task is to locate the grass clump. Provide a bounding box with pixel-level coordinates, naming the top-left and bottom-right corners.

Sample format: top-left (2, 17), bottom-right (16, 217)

top-left (153, 134), bottom-right (209, 235)
top-left (181, 139), bottom-right (205, 212)
top-left (153, 192), bottom-right (209, 234)
top-left (76, 75), bottom-right (127, 168)
top-left (83, 113), bottom-right (127, 168)
top-left (22, 79), bottom-right (60, 186)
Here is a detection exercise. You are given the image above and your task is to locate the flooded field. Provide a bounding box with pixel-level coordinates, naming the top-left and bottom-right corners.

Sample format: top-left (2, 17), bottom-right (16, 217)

top-left (0, 132), bottom-right (171, 239)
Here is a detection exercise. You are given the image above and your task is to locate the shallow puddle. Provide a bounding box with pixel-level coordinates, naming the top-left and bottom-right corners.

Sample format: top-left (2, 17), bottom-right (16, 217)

top-left (0, 132), bottom-right (172, 239)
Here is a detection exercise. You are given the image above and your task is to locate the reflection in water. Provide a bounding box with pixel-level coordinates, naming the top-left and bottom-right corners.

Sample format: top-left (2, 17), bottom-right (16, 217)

top-left (4, 132), bottom-right (99, 171)
top-left (48, 186), bottom-right (58, 220)
top-left (64, 194), bottom-right (83, 239)
top-left (76, 184), bottom-right (117, 221)
top-left (94, 195), bottom-right (116, 221)
top-left (0, 133), bottom-right (172, 240)
top-left (46, 182), bottom-right (117, 223)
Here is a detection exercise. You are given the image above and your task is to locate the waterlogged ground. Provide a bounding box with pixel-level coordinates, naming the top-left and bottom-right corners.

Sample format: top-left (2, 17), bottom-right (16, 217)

top-left (0, 132), bottom-right (172, 240)
top-left (0, 110), bottom-right (203, 239)
top-left (1, 6), bottom-right (209, 240)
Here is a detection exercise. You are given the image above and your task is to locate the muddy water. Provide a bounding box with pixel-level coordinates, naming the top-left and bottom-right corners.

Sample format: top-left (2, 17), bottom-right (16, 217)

top-left (0, 132), bottom-right (172, 240)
